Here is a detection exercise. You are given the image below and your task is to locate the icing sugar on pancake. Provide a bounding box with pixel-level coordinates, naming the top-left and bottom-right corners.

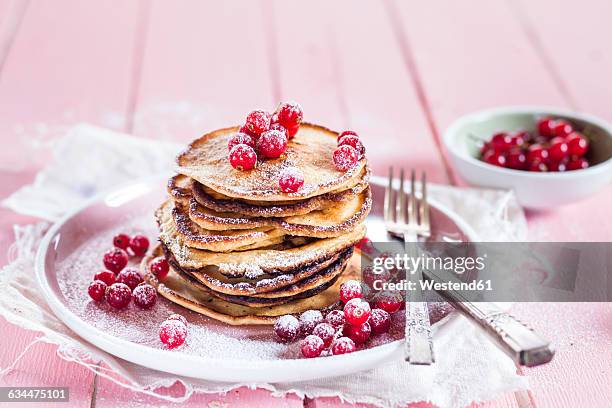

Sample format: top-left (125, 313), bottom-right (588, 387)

top-left (176, 123), bottom-right (367, 201)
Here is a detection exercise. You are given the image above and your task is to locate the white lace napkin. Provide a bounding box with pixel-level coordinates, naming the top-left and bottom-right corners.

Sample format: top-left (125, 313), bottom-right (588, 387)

top-left (0, 124), bottom-right (528, 408)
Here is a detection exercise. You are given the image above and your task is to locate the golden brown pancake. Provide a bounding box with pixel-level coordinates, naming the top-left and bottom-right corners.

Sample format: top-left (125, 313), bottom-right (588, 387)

top-left (176, 123), bottom-right (367, 201)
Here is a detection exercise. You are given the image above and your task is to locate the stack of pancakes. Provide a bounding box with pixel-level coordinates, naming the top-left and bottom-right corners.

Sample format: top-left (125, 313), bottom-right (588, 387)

top-left (144, 123), bottom-right (371, 325)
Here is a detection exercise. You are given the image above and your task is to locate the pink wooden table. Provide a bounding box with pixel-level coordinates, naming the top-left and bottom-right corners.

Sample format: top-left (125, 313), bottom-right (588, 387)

top-left (1, 0), bottom-right (611, 406)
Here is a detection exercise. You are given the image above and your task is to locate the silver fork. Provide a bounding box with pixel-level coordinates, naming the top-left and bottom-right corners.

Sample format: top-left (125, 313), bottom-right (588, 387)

top-left (384, 168), bottom-right (434, 365)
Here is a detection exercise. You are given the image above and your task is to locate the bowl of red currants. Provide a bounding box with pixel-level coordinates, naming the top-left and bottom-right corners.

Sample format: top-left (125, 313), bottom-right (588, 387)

top-left (443, 107), bottom-right (612, 209)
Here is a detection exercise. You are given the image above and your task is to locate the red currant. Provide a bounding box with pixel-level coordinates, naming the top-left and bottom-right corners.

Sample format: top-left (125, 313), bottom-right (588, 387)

top-left (526, 144), bottom-right (549, 163)
top-left (528, 161), bottom-right (548, 172)
top-left (276, 102), bottom-right (303, 129)
top-left (229, 144), bottom-right (257, 171)
top-left (274, 314), bottom-right (300, 342)
top-left (269, 122), bottom-right (289, 139)
top-left (374, 291), bottom-right (403, 314)
top-left (129, 234), bottom-right (149, 257)
top-left (312, 323), bottom-right (335, 347)
top-left (167, 314), bottom-right (188, 326)
top-left (116, 267), bottom-right (143, 290)
top-left (343, 298), bottom-right (371, 326)
top-left (482, 150), bottom-right (506, 167)
top-left (278, 168), bottom-right (304, 193)
top-left (333, 145), bottom-right (359, 172)
top-left (301, 335), bottom-right (324, 358)
top-left (159, 319), bottom-right (187, 348)
top-left (103, 248), bottom-right (128, 273)
top-left (299, 310), bottom-right (324, 335)
top-left (105, 283), bottom-right (132, 309)
top-left (369, 308), bottom-right (391, 335)
top-left (150, 257), bottom-right (170, 281)
top-left (338, 130), bottom-right (358, 141)
top-left (228, 132), bottom-right (255, 151)
top-left (245, 110), bottom-right (271, 135)
top-left (338, 135), bottom-right (365, 157)
top-left (113, 233), bottom-right (130, 250)
top-left (239, 124), bottom-right (258, 140)
top-left (552, 120), bottom-right (573, 138)
top-left (285, 124), bottom-right (300, 139)
top-left (537, 117), bottom-right (556, 137)
top-left (257, 130), bottom-right (287, 159)
top-left (133, 283), bottom-right (157, 309)
top-left (566, 132), bottom-right (589, 157)
top-left (548, 137), bottom-right (569, 162)
top-left (325, 310), bottom-right (345, 328)
top-left (94, 270), bottom-right (116, 286)
top-left (548, 159), bottom-right (567, 172)
top-left (339, 280), bottom-right (363, 303)
top-left (88, 280), bottom-right (107, 302)
top-left (509, 130), bottom-right (528, 146)
top-left (490, 132), bottom-right (513, 151)
top-left (506, 148), bottom-right (527, 170)
top-left (567, 157), bottom-right (589, 171)
top-left (362, 265), bottom-right (391, 289)
top-left (343, 322), bottom-right (371, 344)
top-left (331, 337), bottom-right (356, 355)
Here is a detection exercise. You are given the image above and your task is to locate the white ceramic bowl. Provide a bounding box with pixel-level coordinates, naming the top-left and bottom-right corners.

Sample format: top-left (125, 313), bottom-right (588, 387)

top-left (443, 106), bottom-right (612, 209)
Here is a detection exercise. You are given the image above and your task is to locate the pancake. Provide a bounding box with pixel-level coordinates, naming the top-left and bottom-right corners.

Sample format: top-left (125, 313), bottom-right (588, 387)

top-left (167, 174), bottom-right (192, 205)
top-left (187, 187), bottom-right (372, 238)
top-left (142, 248), bottom-right (360, 325)
top-left (158, 208), bottom-right (366, 277)
top-left (176, 123), bottom-right (367, 202)
top-left (161, 200), bottom-right (285, 252)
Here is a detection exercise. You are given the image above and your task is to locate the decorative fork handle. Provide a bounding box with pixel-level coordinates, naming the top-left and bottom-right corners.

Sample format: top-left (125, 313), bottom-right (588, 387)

top-left (403, 232), bottom-right (435, 364)
top-left (422, 269), bottom-right (554, 367)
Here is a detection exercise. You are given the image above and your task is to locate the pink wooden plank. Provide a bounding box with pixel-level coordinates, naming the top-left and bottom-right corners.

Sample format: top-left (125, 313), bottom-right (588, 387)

top-left (132, 0), bottom-right (275, 141)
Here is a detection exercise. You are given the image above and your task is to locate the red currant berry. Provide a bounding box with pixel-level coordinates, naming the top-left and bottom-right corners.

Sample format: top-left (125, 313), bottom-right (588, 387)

top-left (285, 124), bottom-right (300, 139)
top-left (369, 308), bottom-right (391, 335)
top-left (537, 117), bottom-right (556, 137)
top-left (362, 265), bottom-right (391, 289)
top-left (159, 319), bottom-right (187, 348)
top-left (129, 234), bottom-right (149, 257)
top-left (245, 110), bottom-right (271, 135)
top-left (528, 161), bottom-right (548, 172)
top-left (338, 130), bottom-right (358, 141)
top-left (278, 168), bottom-right (304, 193)
top-left (103, 248), bottom-right (128, 273)
top-left (133, 283), bottom-right (157, 309)
top-left (299, 310), bottom-right (324, 335)
top-left (150, 257), bottom-right (170, 281)
top-left (509, 130), bottom-right (529, 146)
top-left (548, 159), bottom-right (567, 172)
top-left (113, 233), bottom-right (130, 250)
top-left (116, 267), bottom-right (143, 290)
top-left (339, 280), bottom-right (363, 303)
top-left (548, 137), bottom-right (569, 162)
top-left (257, 130), bottom-right (287, 159)
top-left (343, 298), bottom-right (371, 326)
top-left (167, 313), bottom-right (188, 326)
top-left (276, 101), bottom-right (303, 129)
top-left (338, 135), bottom-right (365, 157)
top-left (480, 142), bottom-right (492, 156)
top-left (228, 132), bottom-right (255, 151)
top-left (229, 144), bottom-right (257, 171)
top-left (343, 322), bottom-right (371, 344)
top-left (333, 145), bottom-right (359, 172)
top-left (567, 157), bottom-right (589, 171)
top-left (490, 132), bottom-right (512, 151)
top-left (374, 291), bottom-right (403, 314)
top-left (325, 309), bottom-right (345, 328)
top-left (506, 148), bottom-right (527, 170)
top-left (566, 132), bottom-right (589, 157)
top-left (312, 323), bottom-right (335, 347)
top-left (94, 270), bottom-right (116, 286)
top-left (331, 337), bottom-right (356, 355)
top-left (105, 283), bottom-right (132, 309)
top-left (526, 144), bottom-right (549, 163)
top-left (274, 314), bottom-right (300, 342)
top-left (552, 120), bottom-right (573, 138)
top-left (301, 335), bottom-right (324, 358)
top-left (269, 122), bottom-right (288, 139)
top-left (88, 280), bottom-right (107, 302)
top-left (239, 124), bottom-right (258, 140)
top-left (482, 150), bottom-right (506, 167)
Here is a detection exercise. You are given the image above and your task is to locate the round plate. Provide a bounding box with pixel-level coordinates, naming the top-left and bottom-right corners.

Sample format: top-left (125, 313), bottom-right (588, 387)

top-left (36, 176), bottom-right (478, 383)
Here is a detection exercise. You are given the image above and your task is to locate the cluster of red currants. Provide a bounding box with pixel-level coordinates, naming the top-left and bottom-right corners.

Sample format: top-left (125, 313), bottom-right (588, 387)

top-left (274, 279), bottom-right (401, 358)
top-left (480, 117), bottom-right (590, 172)
top-left (333, 131), bottom-right (365, 172)
top-left (87, 233), bottom-right (157, 310)
top-left (159, 314), bottom-right (189, 349)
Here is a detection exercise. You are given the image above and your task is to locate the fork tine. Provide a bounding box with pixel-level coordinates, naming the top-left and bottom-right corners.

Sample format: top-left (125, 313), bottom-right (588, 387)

top-left (420, 172), bottom-right (430, 234)
top-left (384, 166), bottom-right (394, 223)
top-left (396, 168), bottom-right (406, 224)
top-left (408, 169), bottom-right (417, 225)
